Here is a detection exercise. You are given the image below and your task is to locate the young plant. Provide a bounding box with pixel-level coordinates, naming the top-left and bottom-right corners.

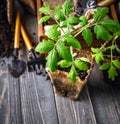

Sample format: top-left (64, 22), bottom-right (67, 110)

top-left (35, 0), bottom-right (120, 82)
top-left (91, 32), bottom-right (120, 80)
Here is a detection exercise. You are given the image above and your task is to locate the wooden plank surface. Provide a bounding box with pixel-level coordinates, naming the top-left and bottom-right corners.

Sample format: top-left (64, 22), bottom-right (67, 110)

top-left (88, 63), bottom-right (120, 124)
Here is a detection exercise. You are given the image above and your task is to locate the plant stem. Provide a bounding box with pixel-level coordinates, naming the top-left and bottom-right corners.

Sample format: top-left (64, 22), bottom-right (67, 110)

top-left (74, 21), bottom-right (100, 38)
top-left (50, 13), bottom-right (65, 34)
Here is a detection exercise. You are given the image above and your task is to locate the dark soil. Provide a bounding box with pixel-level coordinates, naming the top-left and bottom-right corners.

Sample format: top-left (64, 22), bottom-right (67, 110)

top-left (0, 0), bottom-right (14, 58)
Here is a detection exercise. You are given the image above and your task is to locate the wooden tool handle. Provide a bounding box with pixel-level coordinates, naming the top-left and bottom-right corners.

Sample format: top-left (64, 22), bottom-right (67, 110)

top-left (14, 10), bottom-right (21, 49)
top-left (20, 24), bottom-right (33, 51)
top-left (97, 0), bottom-right (115, 7)
top-left (110, 4), bottom-right (118, 20)
top-left (37, 0), bottom-right (44, 40)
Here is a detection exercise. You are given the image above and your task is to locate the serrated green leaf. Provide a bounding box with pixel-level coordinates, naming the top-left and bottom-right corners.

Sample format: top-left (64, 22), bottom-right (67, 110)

top-left (94, 52), bottom-right (104, 64)
top-left (63, 34), bottom-right (81, 48)
top-left (46, 49), bottom-right (57, 72)
top-left (35, 39), bottom-right (54, 53)
top-left (101, 19), bottom-right (120, 33)
top-left (56, 43), bottom-right (72, 61)
top-left (91, 47), bottom-right (100, 53)
top-left (79, 16), bottom-right (88, 26)
top-left (108, 65), bottom-right (118, 80)
top-left (54, 6), bottom-right (65, 21)
top-left (57, 60), bottom-right (72, 68)
top-left (39, 3), bottom-right (50, 14)
top-left (94, 7), bottom-right (109, 22)
top-left (62, 0), bottom-right (73, 16)
top-left (112, 60), bottom-right (120, 69)
top-left (38, 16), bottom-right (51, 24)
top-left (94, 25), bottom-right (112, 41)
top-left (45, 24), bottom-right (61, 41)
top-left (99, 62), bottom-right (111, 70)
top-left (60, 21), bottom-right (67, 28)
top-left (82, 29), bottom-right (93, 46)
top-left (68, 16), bottom-right (80, 24)
top-left (67, 66), bottom-right (78, 83)
top-left (74, 60), bottom-right (88, 70)
top-left (115, 31), bottom-right (120, 37)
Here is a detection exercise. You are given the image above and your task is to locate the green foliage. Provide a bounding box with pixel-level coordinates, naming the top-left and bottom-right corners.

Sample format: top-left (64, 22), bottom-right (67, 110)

top-left (108, 65), bottom-right (118, 81)
top-left (35, 39), bottom-right (54, 53)
top-left (54, 6), bottom-right (65, 21)
top-left (118, 2), bottom-right (120, 11)
top-left (74, 60), bottom-right (88, 70)
top-left (82, 29), bottom-right (93, 46)
top-left (67, 66), bottom-right (78, 83)
top-left (56, 43), bottom-right (72, 61)
top-left (46, 49), bottom-right (57, 72)
top-left (94, 25), bottom-right (112, 41)
top-left (99, 62), bottom-right (111, 70)
top-left (62, 0), bottom-right (73, 16)
top-left (63, 34), bottom-right (81, 48)
top-left (94, 7), bottom-right (109, 22)
top-left (112, 60), bottom-right (120, 69)
top-left (45, 25), bottom-right (61, 41)
top-left (39, 16), bottom-right (51, 24)
top-left (68, 16), bottom-right (80, 24)
top-left (79, 16), bottom-right (88, 26)
top-left (36, 2), bottom-right (120, 82)
top-left (39, 3), bottom-right (50, 14)
top-left (101, 20), bottom-right (120, 33)
top-left (58, 60), bottom-right (72, 68)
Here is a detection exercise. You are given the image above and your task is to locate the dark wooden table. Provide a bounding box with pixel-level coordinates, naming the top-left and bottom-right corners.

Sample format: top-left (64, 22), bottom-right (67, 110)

top-left (0, 14), bottom-right (120, 124)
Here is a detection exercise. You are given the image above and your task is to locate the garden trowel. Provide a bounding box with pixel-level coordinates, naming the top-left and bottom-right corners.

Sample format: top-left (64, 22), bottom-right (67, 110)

top-left (8, 10), bottom-right (26, 78)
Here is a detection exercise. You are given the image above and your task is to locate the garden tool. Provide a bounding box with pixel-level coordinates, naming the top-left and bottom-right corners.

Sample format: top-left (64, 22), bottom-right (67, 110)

top-left (20, 23), bottom-right (46, 74)
top-left (97, 0), bottom-right (115, 7)
top-left (75, 0), bottom-right (97, 16)
top-left (8, 10), bottom-right (26, 78)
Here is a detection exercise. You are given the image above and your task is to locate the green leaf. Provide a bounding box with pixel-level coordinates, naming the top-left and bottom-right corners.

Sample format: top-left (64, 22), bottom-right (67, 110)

top-left (108, 65), bottom-right (118, 80)
top-left (79, 57), bottom-right (90, 63)
top-left (46, 49), bottom-right (57, 72)
top-left (68, 16), bottom-right (80, 24)
top-left (101, 19), bottom-right (120, 33)
top-left (56, 43), bottom-right (72, 61)
top-left (79, 16), bottom-right (88, 26)
top-left (74, 60), bottom-right (88, 71)
top-left (67, 66), bottom-right (78, 83)
top-left (94, 7), bottom-right (109, 22)
top-left (39, 3), bottom-right (50, 15)
top-left (62, 0), bottom-right (73, 16)
top-left (45, 24), bottom-right (61, 41)
top-left (60, 21), bottom-right (67, 28)
top-left (118, 2), bottom-right (120, 10)
top-left (57, 60), bottom-right (72, 68)
top-left (35, 39), bottom-right (54, 53)
top-left (38, 16), bottom-right (51, 24)
top-left (112, 60), bottom-right (120, 69)
top-left (91, 47), bottom-right (100, 53)
top-left (82, 29), bottom-right (93, 46)
top-left (54, 6), bottom-right (65, 21)
top-left (63, 34), bottom-right (81, 48)
top-left (94, 52), bottom-right (104, 64)
top-left (94, 25), bottom-right (112, 41)
top-left (99, 62), bottom-right (111, 70)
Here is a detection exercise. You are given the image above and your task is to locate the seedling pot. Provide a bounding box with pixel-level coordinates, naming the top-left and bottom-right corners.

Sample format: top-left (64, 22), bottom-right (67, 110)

top-left (47, 49), bottom-right (94, 100)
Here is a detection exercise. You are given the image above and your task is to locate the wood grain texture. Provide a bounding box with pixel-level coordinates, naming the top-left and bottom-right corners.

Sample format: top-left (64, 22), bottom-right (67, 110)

top-left (88, 63), bottom-right (120, 124)
top-left (54, 85), bottom-right (97, 124)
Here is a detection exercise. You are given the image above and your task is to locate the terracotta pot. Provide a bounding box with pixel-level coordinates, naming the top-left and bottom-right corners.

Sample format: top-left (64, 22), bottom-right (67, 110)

top-left (47, 49), bottom-right (94, 100)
